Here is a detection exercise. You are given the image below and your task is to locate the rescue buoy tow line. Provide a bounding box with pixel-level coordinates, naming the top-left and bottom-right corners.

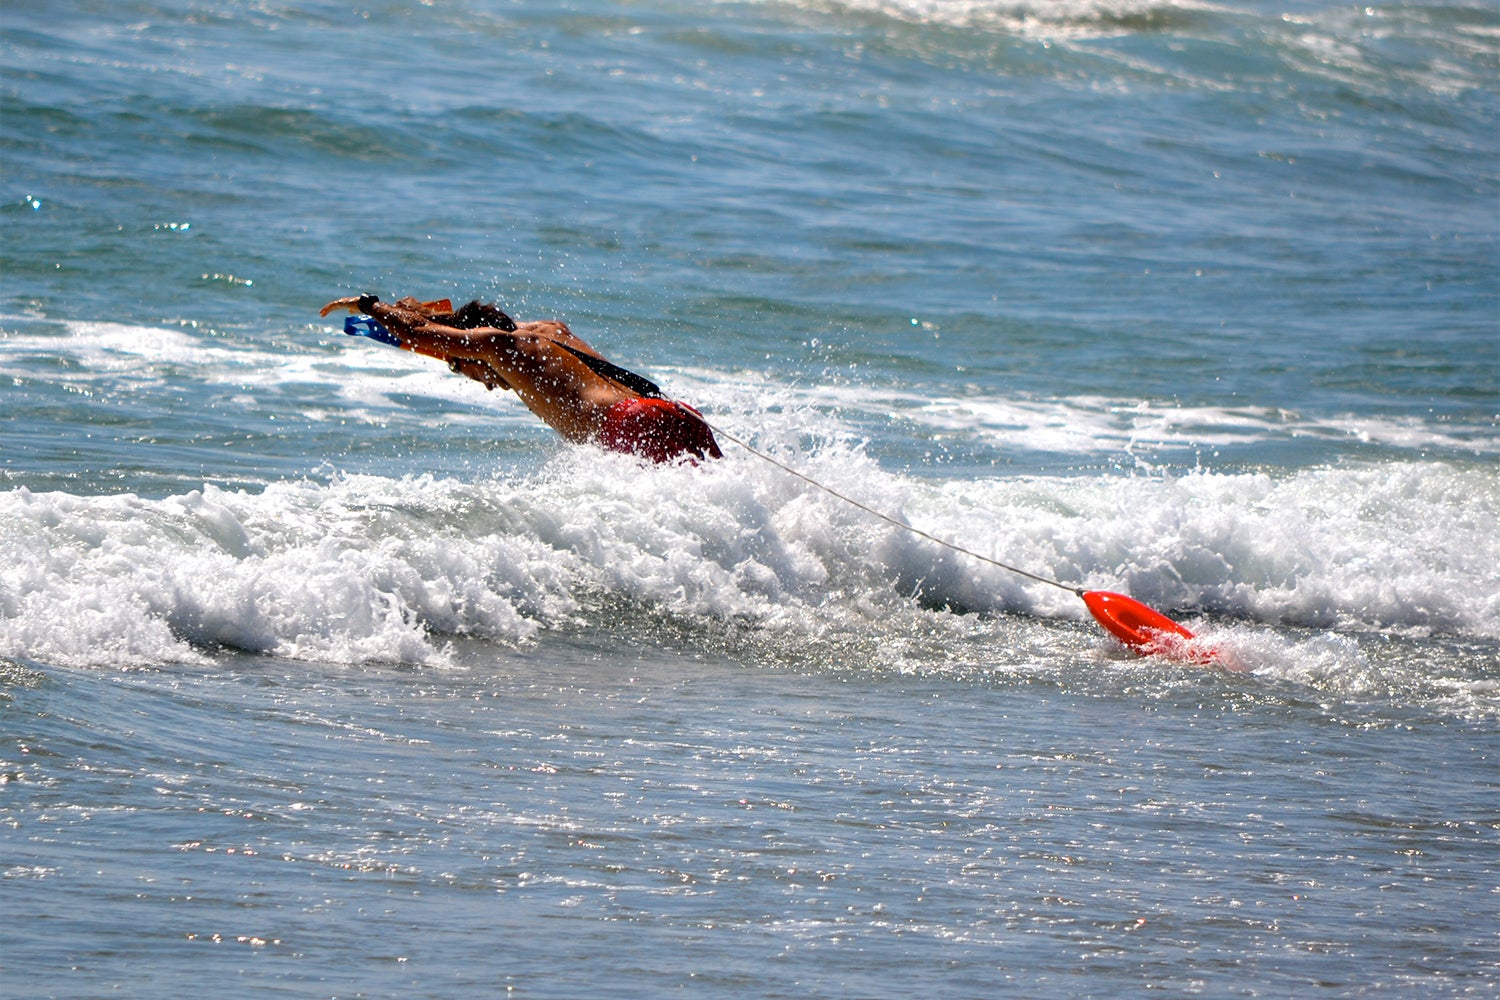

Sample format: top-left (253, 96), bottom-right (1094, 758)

top-left (705, 423), bottom-right (1221, 665)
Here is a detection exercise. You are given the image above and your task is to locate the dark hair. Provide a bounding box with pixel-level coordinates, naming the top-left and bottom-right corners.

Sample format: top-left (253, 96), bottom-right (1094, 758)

top-left (441, 299), bottom-right (518, 332)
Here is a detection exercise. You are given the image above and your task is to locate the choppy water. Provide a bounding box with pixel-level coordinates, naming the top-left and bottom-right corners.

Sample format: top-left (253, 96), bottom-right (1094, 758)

top-left (3, 0), bottom-right (1497, 996)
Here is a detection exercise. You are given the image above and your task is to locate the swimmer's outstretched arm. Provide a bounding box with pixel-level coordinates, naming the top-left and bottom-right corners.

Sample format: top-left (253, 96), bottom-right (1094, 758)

top-left (321, 294), bottom-right (506, 365)
top-left (321, 295), bottom-right (514, 390)
top-left (320, 294), bottom-right (605, 364)
top-left (320, 294), bottom-right (632, 441)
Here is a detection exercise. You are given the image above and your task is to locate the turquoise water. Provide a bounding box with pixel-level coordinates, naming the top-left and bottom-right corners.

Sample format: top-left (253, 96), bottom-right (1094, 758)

top-left (3, 0), bottom-right (1498, 996)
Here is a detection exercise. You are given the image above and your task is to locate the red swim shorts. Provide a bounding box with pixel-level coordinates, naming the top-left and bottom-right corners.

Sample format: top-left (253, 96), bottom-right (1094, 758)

top-left (597, 397), bottom-right (723, 464)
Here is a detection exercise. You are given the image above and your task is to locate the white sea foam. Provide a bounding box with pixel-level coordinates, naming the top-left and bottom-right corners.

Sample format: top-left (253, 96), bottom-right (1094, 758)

top-left (2, 444), bottom-right (1495, 680)
top-left (770, 0), bottom-right (1228, 39)
top-left (0, 321), bottom-right (244, 382)
top-left (897, 395), bottom-right (1500, 459)
top-left (750, 0), bottom-right (1499, 98)
top-left (679, 372), bottom-right (1500, 462)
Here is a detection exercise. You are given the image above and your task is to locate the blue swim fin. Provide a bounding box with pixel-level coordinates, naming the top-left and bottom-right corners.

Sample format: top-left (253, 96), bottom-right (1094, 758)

top-left (344, 315), bottom-right (401, 347)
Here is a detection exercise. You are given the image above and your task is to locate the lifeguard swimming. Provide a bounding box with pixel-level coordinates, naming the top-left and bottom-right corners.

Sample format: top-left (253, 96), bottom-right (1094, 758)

top-left (319, 293), bottom-right (722, 464)
top-left (319, 293), bottom-right (1227, 665)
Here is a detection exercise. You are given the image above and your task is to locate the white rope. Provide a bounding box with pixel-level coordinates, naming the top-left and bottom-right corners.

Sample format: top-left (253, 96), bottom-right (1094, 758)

top-left (700, 418), bottom-right (1084, 597)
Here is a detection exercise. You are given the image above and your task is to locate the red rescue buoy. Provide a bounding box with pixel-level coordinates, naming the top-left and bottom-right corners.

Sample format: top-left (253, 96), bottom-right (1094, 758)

top-left (1082, 590), bottom-right (1215, 663)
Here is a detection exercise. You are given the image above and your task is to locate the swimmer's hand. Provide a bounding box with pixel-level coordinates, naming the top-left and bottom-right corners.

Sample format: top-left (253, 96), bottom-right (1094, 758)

top-left (319, 297), bottom-right (357, 317)
top-left (319, 295), bottom-right (373, 317)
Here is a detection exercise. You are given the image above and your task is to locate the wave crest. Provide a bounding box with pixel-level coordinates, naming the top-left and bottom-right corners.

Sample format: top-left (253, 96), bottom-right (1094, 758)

top-left (2, 452), bottom-right (1496, 673)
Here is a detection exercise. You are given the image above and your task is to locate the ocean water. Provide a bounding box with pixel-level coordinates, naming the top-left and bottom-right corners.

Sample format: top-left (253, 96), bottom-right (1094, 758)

top-left (2, 0), bottom-right (1497, 996)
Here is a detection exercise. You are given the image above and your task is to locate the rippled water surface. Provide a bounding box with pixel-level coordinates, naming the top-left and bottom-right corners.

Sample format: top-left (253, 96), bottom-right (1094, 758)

top-left (3, 0), bottom-right (1497, 995)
